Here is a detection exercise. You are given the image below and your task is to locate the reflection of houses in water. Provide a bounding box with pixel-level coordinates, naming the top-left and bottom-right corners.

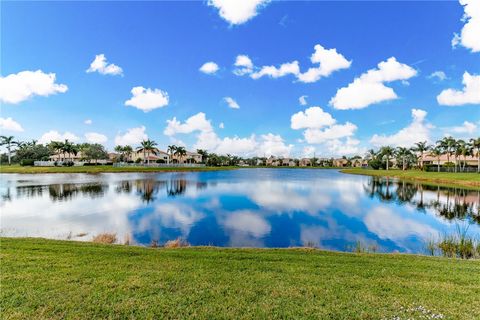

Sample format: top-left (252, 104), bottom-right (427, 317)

top-left (47, 183), bottom-right (108, 201)
top-left (134, 180), bottom-right (165, 203)
top-left (364, 177), bottom-right (480, 224)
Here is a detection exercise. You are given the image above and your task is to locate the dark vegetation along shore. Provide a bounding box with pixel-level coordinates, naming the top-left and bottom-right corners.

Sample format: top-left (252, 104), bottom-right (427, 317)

top-left (1, 238), bottom-right (480, 319)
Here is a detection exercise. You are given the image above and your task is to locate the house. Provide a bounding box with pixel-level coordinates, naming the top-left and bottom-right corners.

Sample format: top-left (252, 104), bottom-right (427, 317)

top-left (300, 158), bottom-right (312, 167)
top-left (421, 153), bottom-right (478, 166)
top-left (351, 158), bottom-right (368, 168)
top-left (131, 148), bottom-right (169, 163)
top-left (333, 158), bottom-right (349, 167)
top-left (171, 151), bottom-right (202, 164)
top-left (49, 151), bottom-right (83, 162)
top-left (266, 156), bottom-right (279, 166)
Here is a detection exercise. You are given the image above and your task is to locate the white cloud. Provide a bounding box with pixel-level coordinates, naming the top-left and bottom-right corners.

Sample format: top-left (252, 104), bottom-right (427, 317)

top-left (85, 132), bottom-right (108, 144)
top-left (164, 112), bottom-right (291, 157)
top-left (0, 70), bottom-right (68, 104)
top-left (84, 119), bottom-right (92, 125)
top-left (452, 0), bottom-right (480, 53)
top-left (207, 0), bottom-right (270, 25)
top-left (299, 95), bottom-right (308, 106)
top-left (291, 106), bottom-right (336, 130)
top-left (428, 71), bottom-right (447, 81)
top-left (0, 117), bottom-right (24, 132)
top-left (86, 54), bottom-right (123, 76)
top-left (38, 131), bottom-right (79, 144)
top-left (233, 55), bottom-right (254, 75)
top-left (447, 121), bottom-right (478, 135)
top-left (219, 122), bottom-right (225, 129)
top-left (114, 126), bottom-right (147, 146)
top-left (329, 57), bottom-right (417, 110)
top-left (224, 96), bottom-right (240, 109)
top-left (124, 86), bottom-right (169, 112)
top-left (236, 44), bottom-right (350, 83)
top-left (199, 61), bottom-right (219, 74)
top-left (370, 109), bottom-right (432, 147)
top-left (436, 72), bottom-right (480, 106)
top-left (223, 211), bottom-right (271, 237)
top-left (296, 45), bottom-right (352, 83)
top-left (304, 122), bottom-right (357, 144)
top-left (325, 137), bottom-right (363, 156)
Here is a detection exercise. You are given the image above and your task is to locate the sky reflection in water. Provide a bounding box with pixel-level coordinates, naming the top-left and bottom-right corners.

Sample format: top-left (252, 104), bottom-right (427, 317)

top-left (1, 169), bottom-right (479, 253)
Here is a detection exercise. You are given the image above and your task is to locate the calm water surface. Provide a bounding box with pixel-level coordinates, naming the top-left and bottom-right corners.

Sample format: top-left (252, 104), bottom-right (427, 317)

top-left (1, 169), bottom-right (479, 253)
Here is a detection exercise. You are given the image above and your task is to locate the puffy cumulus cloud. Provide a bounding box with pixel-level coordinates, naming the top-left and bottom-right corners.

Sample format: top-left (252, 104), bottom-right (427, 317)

top-left (233, 55), bottom-right (254, 75)
top-left (370, 109), bottom-right (432, 147)
top-left (446, 121), bottom-right (478, 135)
top-left (304, 122), bottom-right (357, 144)
top-left (114, 126), bottom-right (147, 146)
top-left (224, 96), bottom-right (240, 109)
top-left (199, 61), bottom-right (219, 74)
top-left (85, 132), bottom-right (108, 144)
top-left (291, 106), bottom-right (336, 130)
top-left (0, 117), bottom-right (24, 132)
top-left (86, 54), bottom-right (123, 76)
top-left (299, 95), bottom-right (308, 106)
top-left (452, 0), bottom-right (480, 53)
top-left (164, 112), bottom-right (292, 157)
top-left (436, 72), bottom-right (480, 106)
top-left (124, 86), bottom-right (169, 112)
top-left (329, 57), bottom-right (417, 110)
top-left (0, 70), bottom-right (68, 104)
top-left (296, 45), bottom-right (352, 83)
top-left (325, 137), bottom-right (363, 156)
top-left (428, 71), bottom-right (447, 81)
top-left (207, 0), bottom-right (270, 25)
top-left (234, 44), bottom-right (350, 83)
top-left (38, 131), bottom-right (79, 144)
top-left (84, 119), bottom-right (92, 125)
top-left (223, 210), bottom-right (271, 237)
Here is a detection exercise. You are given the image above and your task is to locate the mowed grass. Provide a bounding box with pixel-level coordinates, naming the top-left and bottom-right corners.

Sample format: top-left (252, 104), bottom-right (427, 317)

top-left (1, 238), bottom-right (479, 319)
top-left (342, 168), bottom-right (480, 189)
top-left (0, 164), bottom-right (238, 174)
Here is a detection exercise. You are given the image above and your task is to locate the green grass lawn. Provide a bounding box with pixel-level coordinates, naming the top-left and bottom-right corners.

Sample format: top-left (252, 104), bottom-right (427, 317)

top-left (1, 238), bottom-right (479, 319)
top-left (0, 164), bottom-right (239, 174)
top-left (342, 168), bottom-right (480, 189)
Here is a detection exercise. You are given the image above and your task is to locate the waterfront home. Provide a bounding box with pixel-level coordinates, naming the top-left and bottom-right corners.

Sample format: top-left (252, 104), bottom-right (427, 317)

top-left (131, 148), bottom-right (169, 163)
top-left (49, 151), bottom-right (83, 162)
top-left (333, 158), bottom-right (349, 167)
top-left (300, 158), bottom-right (312, 167)
top-left (171, 151), bottom-right (202, 164)
top-left (421, 153), bottom-right (479, 166)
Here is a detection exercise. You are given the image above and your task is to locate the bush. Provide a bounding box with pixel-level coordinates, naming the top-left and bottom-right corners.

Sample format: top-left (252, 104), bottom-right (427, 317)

top-left (135, 158), bottom-right (142, 164)
top-left (63, 161), bottom-right (74, 167)
top-left (20, 159), bottom-right (35, 166)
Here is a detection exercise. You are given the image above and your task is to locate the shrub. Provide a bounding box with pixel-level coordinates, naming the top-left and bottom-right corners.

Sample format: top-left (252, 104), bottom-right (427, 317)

top-left (20, 159), bottom-right (35, 166)
top-left (92, 233), bottom-right (117, 244)
top-left (164, 238), bottom-right (190, 248)
top-left (135, 158), bottom-right (142, 164)
top-left (63, 161), bottom-right (74, 167)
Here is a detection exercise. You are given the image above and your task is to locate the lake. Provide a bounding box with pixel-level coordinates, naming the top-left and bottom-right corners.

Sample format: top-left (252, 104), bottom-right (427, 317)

top-left (1, 169), bottom-right (479, 253)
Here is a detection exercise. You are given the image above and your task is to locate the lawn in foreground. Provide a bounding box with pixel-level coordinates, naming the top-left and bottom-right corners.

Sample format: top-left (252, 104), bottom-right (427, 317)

top-left (342, 168), bottom-right (480, 189)
top-left (1, 238), bottom-right (479, 319)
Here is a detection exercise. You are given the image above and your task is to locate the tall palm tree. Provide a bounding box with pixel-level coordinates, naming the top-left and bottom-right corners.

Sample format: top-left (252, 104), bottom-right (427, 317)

top-left (380, 146), bottom-right (395, 170)
top-left (430, 146), bottom-right (442, 172)
top-left (167, 145), bottom-right (177, 164)
top-left (124, 145), bottom-right (133, 162)
top-left (139, 139), bottom-right (158, 165)
top-left (412, 141), bottom-right (430, 170)
top-left (174, 146), bottom-right (187, 163)
top-left (196, 149), bottom-right (208, 164)
top-left (437, 136), bottom-right (456, 171)
top-left (395, 147), bottom-right (411, 171)
top-left (470, 137), bottom-right (480, 173)
top-left (0, 136), bottom-right (21, 165)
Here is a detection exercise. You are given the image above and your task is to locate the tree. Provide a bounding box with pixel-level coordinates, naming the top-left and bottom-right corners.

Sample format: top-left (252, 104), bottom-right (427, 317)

top-left (15, 143), bottom-right (51, 162)
top-left (437, 136), bottom-right (456, 171)
top-left (0, 136), bottom-right (22, 165)
top-left (470, 137), bottom-right (480, 173)
top-left (379, 146), bottom-right (395, 170)
top-left (412, 141), bottom-right (430, 170)
top-left (196, 149), bottom-right (208, 164)
top-left (167, 145), bottom-right (177, 164)
top-left (430, 147), bottom-right (442, 172)
top-left (174, 146), bottom-right (187, 163)
top-left (139, 139), bottom-right (158, 165)
top-left (395, 147), bottom-right (411, 171)
top-left (80, 143), bottom-right (109, 163)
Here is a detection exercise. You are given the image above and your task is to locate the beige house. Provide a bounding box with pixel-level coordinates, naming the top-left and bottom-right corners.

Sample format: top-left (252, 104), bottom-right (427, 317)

top-left (421, 153), bottom-right (478, 166)
top-left (299, 158), bottom-right (312, 167)
top-left (49, 152), bottom-right (83, 161)
top-left (333, 158), bottom-right (349, 167)
top-left (171, 151), bottom-right (202, 164)
top-left (131, 148), bottom-right (169, 163)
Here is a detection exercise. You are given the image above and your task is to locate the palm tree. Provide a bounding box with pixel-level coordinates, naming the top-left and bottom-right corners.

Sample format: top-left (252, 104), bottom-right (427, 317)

top-left (174, 146), bottom-right (187, 163)
top-left (167, 145), bottom-right (177, 164)
top-left (412, 141), bottom-right (430, 170)
top-left (196, 149), bottom-right (208, 164)
top-left (380, 146), bottom-right (395, 170)
top-left (124, 145), bottom-right (133, 162)
top-left (395, 147), bottom-right (411, 171)
top-left (48, 141), bottom-right (64, 161)
top-left (139, 139), bottom-right (158, 165)
top-left (437, 136), bottom-right (456, 171)
top-left (0, 136), bottom-right (21, 165)
top-left (470, 137), bottom-right (480, 173)
top-left (430, 146), bottom-right (442, 172)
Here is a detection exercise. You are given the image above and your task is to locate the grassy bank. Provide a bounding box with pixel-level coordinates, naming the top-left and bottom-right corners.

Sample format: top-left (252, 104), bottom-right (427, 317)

top-left (342, 168), bottom-right (480, 189)
top-left (0, 164), bottom-right (239, 174)
top-left (1, 238), bottom-right (480, 319)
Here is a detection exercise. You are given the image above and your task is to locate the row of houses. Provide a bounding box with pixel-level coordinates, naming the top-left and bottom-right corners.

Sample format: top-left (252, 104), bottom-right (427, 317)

top-left (49, 147), bottom-right (203, 164)
top-left (264, 156), bottom-right (369, 168)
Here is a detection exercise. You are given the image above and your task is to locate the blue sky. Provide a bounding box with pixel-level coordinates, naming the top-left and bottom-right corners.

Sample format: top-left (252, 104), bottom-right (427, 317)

top-left (1, 0), bottom-right (479, 157)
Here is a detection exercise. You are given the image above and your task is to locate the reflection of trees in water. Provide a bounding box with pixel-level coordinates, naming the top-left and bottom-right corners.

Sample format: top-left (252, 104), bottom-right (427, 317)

top-left (364, 177), bottom-right (480, 224)
top-left (166, 179), bottom-right (187, 197)
top-left (134, 180), bottom-right (165, 203)
top-left (48, 183), bottom-right (108, 201)
top-left (14, 185), bottom-right (46, 200)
